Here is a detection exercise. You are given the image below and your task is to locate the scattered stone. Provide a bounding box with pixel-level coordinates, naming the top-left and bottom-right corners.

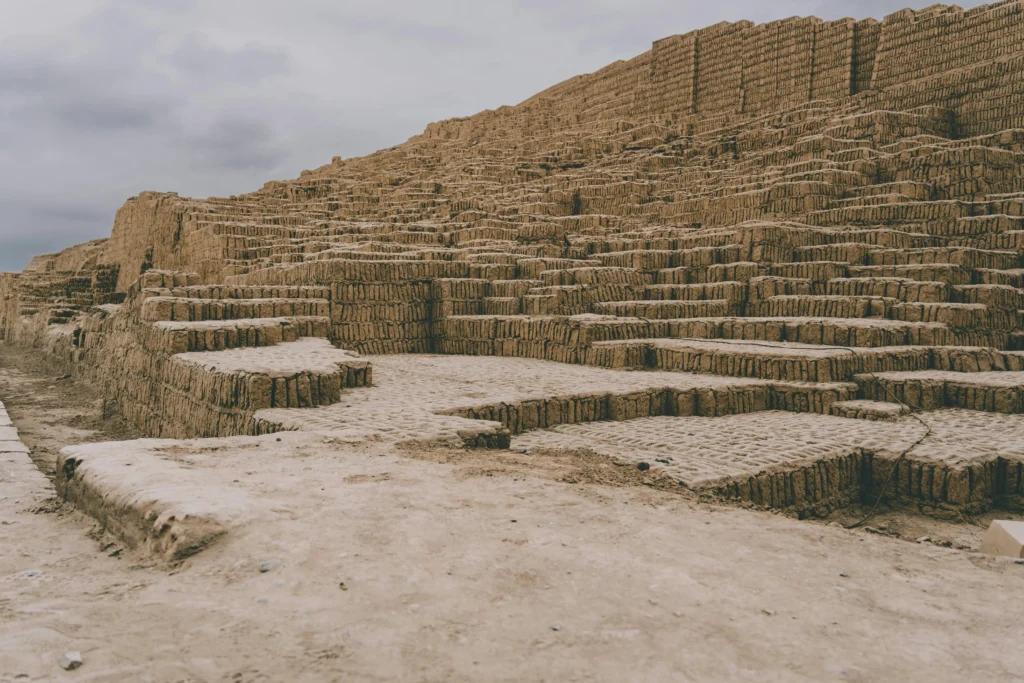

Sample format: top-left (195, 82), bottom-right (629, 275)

top-left (916, 536), bottom-right (931, 544)
top-left (59, 652), bottom-right (83, 671)
top-left (259, 560), bottom-right (282, 573)
top-left (637, 462), bottom-right (651, 472)
top-left (839, 572), bottom-right (849, 578)
top-left (981, 520), bottom-right (1024, 559)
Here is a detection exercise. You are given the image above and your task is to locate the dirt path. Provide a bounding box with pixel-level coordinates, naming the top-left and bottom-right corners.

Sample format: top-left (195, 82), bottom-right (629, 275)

top-left (1, 346), bottom-right (1023, 682)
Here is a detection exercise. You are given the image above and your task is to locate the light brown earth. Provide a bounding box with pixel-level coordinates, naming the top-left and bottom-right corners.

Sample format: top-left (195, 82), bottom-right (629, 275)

top-left (3, 347), bottom-right (1024, 683)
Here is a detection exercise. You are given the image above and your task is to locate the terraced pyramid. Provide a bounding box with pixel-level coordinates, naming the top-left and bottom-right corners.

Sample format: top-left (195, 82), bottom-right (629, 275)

top-left (6, 2), bottom-right (1024, 521)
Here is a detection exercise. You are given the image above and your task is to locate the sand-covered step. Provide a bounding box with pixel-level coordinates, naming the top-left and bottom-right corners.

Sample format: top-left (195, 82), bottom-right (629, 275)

top-left (529, 284), bottom-right (648, 304)
top-left (515, 258), bottom-right (601, 279)
top-left (867, 247), bottom-right (1020, 271)
top-left (855, 370), bottom-right (1024, 413)
top-left (55, 439), bottom-right (257, 561)
top-left (974, 268), bottom-right (1024, 288)
top-left (847, 264), bottom-right (971, 285)
top-left (792, 242), bottom-right (872, 264)
top-left (440, 378), bottom-right (856, 427)
top-left (930, 346), bottom-right (1024, 372)
top-left (690, 262), bottom-right (762, 284)
top-left (436, 315), bottom-right (614, 344)
top-left (826, 277), bottom-right (949, 303)
top-left (161, 285), bottom-right (331, 300)
top-left (829, 400), bottom-right (911, 421)
top-left (667, 316), bottom-right (954, 347)
top-left (766, 261), bottom-right (849, 281)
top-left (250, 354), bottom-right (854, 449)
top-left (890, 302), bottom-right (1015, 328)
top-left (540, 266), bottom-right (649, 287)
top-left (646, 338), bottom-right (931, 382)
top-left (581, 315), bottom-right (956, 350)
top-left (594, 246), bottom-right (743, 271)
top-left (483, 297), bottom-right (521, 315)
top-left (593, 299), bottom-right (733, 319)
top-left (643, 282), bottom-right (747, 303)
top-left (141, 296), bottom-right (329, 322)
top-left (950, 284), bottom-right (1024, 310)
top-left (486, 279), bottom-right (543, 298)
top-left (755, 295), bottom-right (897, 318)
top-left (0, 400), bottom-right (47, 499)
top-left (146, 316), bottom-right (330, 353)
top-left (748, 276), bottom-right (814, 301)
top-left (512, 409), bottom-right (1024, 514)
top-left (151, 339), bottom-right (372, 438)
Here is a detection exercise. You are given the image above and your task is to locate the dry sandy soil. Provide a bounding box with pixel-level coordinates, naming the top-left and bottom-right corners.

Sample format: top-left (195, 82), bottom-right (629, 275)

top-left (1, 346), bottom-right (1023, 682)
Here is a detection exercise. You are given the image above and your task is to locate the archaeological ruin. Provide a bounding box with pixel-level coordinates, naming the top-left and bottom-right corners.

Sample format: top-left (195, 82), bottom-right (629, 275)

top-left (6, 1), bottom-right (1024, 561)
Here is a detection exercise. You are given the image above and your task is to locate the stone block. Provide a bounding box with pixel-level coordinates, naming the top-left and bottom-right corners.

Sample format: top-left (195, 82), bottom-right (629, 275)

top-left (981, 520), bottom-right (1024, 558)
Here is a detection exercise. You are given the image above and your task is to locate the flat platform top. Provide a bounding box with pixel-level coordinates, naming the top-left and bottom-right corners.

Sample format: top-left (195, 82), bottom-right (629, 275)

top-left (515, 409), bottom-right (1024, 486)
top-left (253, 353), bottom-right (779, 442)
top-left (173, 338), bottom-right (363, 376)
top-left (865, 370), bottom-right (1024, 387)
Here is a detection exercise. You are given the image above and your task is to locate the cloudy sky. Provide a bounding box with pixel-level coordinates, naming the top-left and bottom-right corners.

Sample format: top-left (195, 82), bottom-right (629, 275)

top-left (0, 0), bottom-right (989, 271)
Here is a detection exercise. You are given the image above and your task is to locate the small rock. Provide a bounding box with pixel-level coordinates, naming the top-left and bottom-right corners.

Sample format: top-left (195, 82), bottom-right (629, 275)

top-left (518, 447), bottom-right (529, 454)
top-left (259, 560), bottom-right (281, 573)
top-left (761, 609), bottom-right (776, 616)
top-left (339, 582), bottom-right (348, 591)
top-left (1015, 559), bottom-right (1024, 566)
top-left (637, 462), bottom-right (651, 472)
top-left (59, 652), bottom-right (83, 671)
top-left (839, 572), bottom-right (849, 578)
top-left (916, 536), bottom-right (931, 544)
top-left (550, 625), bottom-right (561, 631)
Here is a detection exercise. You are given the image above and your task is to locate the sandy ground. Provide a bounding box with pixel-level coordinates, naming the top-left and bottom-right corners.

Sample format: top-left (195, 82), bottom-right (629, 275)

top-left (1, 346), bottom-right (1023, 682)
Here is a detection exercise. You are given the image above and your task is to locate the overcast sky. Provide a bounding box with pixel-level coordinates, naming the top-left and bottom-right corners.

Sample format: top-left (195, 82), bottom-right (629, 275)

top-left (0, 0), bottom-right (990, 271)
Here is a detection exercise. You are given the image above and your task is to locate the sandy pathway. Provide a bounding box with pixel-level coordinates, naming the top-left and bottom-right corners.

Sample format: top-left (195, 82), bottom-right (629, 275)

top-left (1, 347), bottom-right (1023, 682)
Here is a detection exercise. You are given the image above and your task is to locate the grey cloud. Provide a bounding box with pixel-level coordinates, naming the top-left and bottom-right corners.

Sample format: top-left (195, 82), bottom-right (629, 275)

top-left (0, 39), bottom-right (179, 136)
top-left (49, 93), bottom-right (170, 133)
top-left (170, 33), bottom-right (291, 83)
top-left (341, 15), bottom-right (469, 45)
top-left (182, 116), bottom-right (288, 172)
top-left (0, 196), bottom-right (113, 271)
top-left (0, 51), bottom-right (72, 94)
